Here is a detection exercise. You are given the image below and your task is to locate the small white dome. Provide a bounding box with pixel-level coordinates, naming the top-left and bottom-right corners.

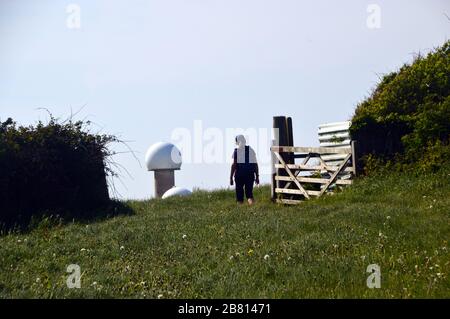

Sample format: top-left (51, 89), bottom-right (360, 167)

top-left (162, 187), bottom-right (192, 199)
top-left (145, 142), bottom-right (182, 171)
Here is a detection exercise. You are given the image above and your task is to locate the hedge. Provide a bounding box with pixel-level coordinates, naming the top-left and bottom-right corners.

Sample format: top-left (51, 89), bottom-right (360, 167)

top-left (0, 117), bottom-right (117, 228)
top-left (350, 40), bottom-right (450, 173)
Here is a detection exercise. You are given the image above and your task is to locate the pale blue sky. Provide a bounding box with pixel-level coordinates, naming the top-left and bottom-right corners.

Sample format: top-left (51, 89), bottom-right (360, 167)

top-left (1, 0), bottom-right (449, 199)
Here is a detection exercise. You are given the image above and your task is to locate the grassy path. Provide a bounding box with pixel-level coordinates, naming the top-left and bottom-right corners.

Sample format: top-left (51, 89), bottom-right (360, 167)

top-left (1, 169), bottom-right (449, 298)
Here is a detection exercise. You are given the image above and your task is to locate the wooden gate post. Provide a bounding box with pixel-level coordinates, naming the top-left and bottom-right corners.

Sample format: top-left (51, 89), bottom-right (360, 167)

top-left (351, 140), bottom-right (358, 177)
top-left (272, 116), bottom-right (291, 200)
top-left (286, 117), bottom-right (295, 164)
top-left (271, 139), bottom-right (277, 201)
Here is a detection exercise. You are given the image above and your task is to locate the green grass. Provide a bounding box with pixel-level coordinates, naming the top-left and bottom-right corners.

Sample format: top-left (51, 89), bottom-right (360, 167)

top-left (1, 169), bottom-right (449, 298)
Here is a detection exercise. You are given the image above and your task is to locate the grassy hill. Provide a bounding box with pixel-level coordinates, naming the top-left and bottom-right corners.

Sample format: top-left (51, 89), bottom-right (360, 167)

top-left (1, 168), bottom-right (449, 298)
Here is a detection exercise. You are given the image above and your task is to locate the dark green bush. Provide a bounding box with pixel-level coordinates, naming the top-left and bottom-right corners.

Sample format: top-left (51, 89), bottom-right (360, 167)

top-left (350, 40), bottom-right (450, 173)
top-left (0, 117), bottom-right (118, 228)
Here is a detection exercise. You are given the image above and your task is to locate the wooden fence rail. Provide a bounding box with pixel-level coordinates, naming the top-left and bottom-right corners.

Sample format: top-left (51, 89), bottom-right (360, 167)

top-left (271, 141), bottom-right (357, 205)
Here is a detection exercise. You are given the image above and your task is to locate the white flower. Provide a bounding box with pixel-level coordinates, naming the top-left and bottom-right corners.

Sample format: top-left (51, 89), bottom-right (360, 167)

top-left (229, 255), bottom-right (234, 260)
top-left (182, 234), bottom-right (187, 239)
top-left (386, 216), bottom-right (391, 220)
top-left (120, 246), bottom-right (125, 250)
top-left (17, 239), bottom-right (22, 243)
top-left (36, 277), bottom-right (41, 282)
top-left (264, 254), bottom-right (270, 260)
top-left (92, 281), bottom-right (97, 286)
top-left (361, 255), bottom-right (366, 261)
top-left (157, 294), bottom-right (163, 299)
top-left (80, 248), bottom-right (87, 252)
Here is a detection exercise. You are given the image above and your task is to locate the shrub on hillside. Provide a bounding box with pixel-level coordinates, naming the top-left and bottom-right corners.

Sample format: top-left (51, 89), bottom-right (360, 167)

top-left (350, 40), bottom-right (450, 173)
top-left (0, 117), bottom-right (118, 228)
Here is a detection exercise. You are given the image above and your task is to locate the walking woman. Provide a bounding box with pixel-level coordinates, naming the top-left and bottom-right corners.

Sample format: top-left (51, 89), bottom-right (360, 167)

top-left (230, 135), bottom-right (259, 205)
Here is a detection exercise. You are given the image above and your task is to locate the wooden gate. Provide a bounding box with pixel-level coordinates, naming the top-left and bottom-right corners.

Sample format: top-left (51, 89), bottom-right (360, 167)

top-left (271, 141), bottom-right (357, 204)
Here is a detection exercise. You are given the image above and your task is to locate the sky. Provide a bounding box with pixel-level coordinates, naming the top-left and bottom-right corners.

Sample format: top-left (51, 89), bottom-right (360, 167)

top-left (0, 0), bottom-right (449, 199)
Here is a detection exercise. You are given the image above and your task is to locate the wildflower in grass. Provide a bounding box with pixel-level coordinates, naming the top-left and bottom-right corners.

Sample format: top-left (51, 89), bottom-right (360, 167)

top-left (378, 232), bottom-right (387, 239)
top-left (247, 249), bottom-right (254, 256)
top-left (120, 246), bottom-right (125, 250)
top-left (264, 254), bottom-right (270, 260)
top-left (361, 255), bottom-right (366, 261)
top-left (17, 239), bottom-right (22, 243)
top-left (157, 294), bottom-right (163, 299)
top-left (92, 281), bottom-right (97, 286)
top-left (333, 244), bottom-right (338, 249)
top-left (386, 216), bottom-right (391, 220)
top-left (229, 255), bottom-right (234, 260)
top-left (36, 277), bottom-right (40, 283)
top-left (182, 234), bottom-right (187, 239)
top-left (80, 248), bottom-right (87, 252)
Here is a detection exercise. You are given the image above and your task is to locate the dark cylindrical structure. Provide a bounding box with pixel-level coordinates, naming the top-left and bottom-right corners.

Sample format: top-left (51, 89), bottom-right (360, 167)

top-left (154, 170), bottom-right (175, 198)
top-left (286, 117), bottom-right (295, 164)
top-left (272, 116), bottom-right (289, 198)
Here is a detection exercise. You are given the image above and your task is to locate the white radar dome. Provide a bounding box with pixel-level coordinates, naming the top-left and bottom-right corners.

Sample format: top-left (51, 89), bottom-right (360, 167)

top-left (145, 142), bottom-right (182, 171)
top-left (162, 187), bottom-right (192, 199)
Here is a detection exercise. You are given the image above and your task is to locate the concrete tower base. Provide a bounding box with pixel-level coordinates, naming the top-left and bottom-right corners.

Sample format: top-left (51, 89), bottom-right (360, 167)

top-left (154, 170), bottom-right (175, 198)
